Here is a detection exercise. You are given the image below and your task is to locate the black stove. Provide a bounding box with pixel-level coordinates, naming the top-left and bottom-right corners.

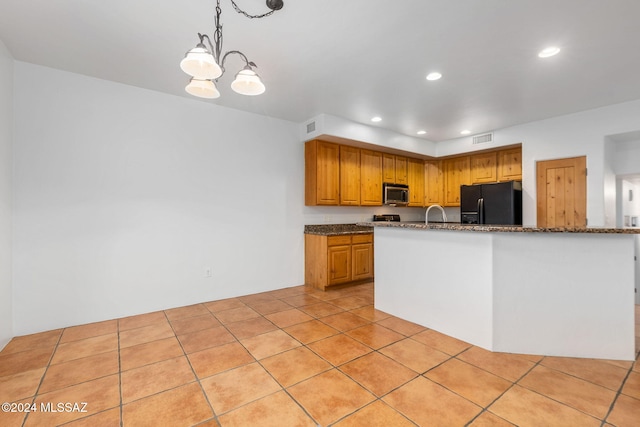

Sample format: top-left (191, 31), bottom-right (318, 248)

top-left (372, 214), bottom-right (401, 222)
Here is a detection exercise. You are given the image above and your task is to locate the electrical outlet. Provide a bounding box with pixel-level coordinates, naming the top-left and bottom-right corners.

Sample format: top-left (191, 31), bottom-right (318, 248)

top-left (204, 267), bottom-right (212, 278)
top-left (324, 215), bottom-right (332, 223)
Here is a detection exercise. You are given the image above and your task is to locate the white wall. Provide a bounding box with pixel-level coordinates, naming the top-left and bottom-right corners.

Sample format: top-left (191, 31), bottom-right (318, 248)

top-left (438, 100), bottom-right (640, 226)
top-left (304, 114), bottom-right (438, 157)
top-left (0, 40), bottom-right (13, 348)
top-left (306, 101), bottom-right (640, 227)
top-left (12, 62), bottom-right (305, 335)
top-left (612, 137), bottom-right (640, 176)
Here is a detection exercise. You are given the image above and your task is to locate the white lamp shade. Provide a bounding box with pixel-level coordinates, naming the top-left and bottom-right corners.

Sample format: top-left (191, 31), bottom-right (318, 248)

top-left (180, 46), bottom-right (222, 80)
top-left (230, 68), bottom-right (266, 96)
top-left (185, 78), bottom-right (220, 99)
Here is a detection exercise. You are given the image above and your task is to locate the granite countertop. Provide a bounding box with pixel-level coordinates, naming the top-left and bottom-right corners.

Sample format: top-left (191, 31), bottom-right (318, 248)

top-left (357, 221), bottom-right (640, 234)
top-left (304, 224), bottom-right (374, 236)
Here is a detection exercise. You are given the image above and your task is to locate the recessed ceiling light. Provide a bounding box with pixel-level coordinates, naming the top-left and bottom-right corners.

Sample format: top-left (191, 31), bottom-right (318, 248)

top-left (417, 130), bottom-right (427, 135)
top-left (426, 72), bottom-right (442, 81)
top-left (538, 46), bottom-right (560, 58)
top-left (460, 130), bottom-right (471, 135)
top-left (371, 116), bottom-right (382, 122)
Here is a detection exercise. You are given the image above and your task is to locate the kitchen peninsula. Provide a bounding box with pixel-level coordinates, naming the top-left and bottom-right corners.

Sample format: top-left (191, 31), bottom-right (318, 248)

top-left (361, 222), bottom-right (639, 361)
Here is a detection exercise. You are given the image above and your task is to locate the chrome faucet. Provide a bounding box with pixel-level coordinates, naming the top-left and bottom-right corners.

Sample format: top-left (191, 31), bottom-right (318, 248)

top-left (425, 204), bottom-right (447, 224)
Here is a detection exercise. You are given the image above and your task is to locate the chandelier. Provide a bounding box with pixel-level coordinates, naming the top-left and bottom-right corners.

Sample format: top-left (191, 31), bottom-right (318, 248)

top-left (180, 0), bottom-right (284, 99)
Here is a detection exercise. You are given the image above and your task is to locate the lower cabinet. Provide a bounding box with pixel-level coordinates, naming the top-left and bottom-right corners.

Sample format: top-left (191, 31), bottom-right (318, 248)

top-left (305, 233), bottom-right (374, 290)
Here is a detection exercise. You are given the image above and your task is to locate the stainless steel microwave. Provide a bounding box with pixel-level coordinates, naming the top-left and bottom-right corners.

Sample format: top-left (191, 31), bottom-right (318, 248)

top-left (383, 183), bottom-right (409, 206)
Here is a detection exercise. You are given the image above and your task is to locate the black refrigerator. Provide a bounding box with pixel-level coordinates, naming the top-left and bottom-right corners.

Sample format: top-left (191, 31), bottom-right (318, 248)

top-left (460, 181), bottom-right (522, 225)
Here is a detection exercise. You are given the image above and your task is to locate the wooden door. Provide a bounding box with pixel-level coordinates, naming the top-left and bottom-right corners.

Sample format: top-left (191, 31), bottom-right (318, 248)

top-left (470, 152), bottom-right (497, 183)
top-left (407, 157), bottom-right (425, 206)
top-left (536, 156), bottom-right (587, 228)
top-left (305, 140), bottom-right (340, 205)
top-left (395, 156), bottom-right (408, 184)
top-left (424, 160), bottom-right (444, 205)
top-left (382, 153), bottom-right (395, 183)
top-left (328, 245), bottom-right (351, 285)
top-left (498, 147), bottom-right (523, 181)
top-left (351, 234), bottom-right (373, 281)
top-left (360, 150), bottom-right (383, 205)
top-left (351, 243), bottom-right (373, 280)
top-left (443, 156), bottom-right (471, 206)
top-left (340, 146), bottom-right (360, 206)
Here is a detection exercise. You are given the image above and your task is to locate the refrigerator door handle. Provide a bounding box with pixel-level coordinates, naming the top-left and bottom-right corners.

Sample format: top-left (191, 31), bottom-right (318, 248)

top-left (478, 198), bottom-right (484, 224)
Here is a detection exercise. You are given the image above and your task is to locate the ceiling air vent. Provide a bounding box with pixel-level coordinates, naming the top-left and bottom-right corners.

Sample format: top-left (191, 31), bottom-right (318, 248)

top-left (472, 133), bottom-right (493, 144)
top-left (306, 121), bottom-right (316, 133)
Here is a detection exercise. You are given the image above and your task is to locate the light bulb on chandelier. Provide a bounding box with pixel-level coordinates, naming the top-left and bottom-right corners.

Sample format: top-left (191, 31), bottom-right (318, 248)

top-left (180, 0), bottom-right (283, 99)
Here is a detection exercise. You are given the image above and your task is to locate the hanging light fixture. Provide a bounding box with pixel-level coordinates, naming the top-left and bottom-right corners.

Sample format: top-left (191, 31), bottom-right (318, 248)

top-left (180, 0), bottom-right (283, 98)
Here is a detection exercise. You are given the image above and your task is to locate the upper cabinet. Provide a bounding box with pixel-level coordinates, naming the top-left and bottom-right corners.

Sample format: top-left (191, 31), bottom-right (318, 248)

top-left (305, 140), bottom-right (340, 206)
top-left (424, 160), bottom-right (444, 206)
top-left (360, 149), bottom-right (383, 205)
top-left (339, 145), bottom-right (361, 206)
top-left (305, 139), bottom-right (522, 208)
top-left (497, 147), bottom-right (522, 181)
top-left (407, 157), bottom-right (425, 207)
top-left (443, 156), bottom-right (471, 206)
top-left (470, 151), bottom-right (497, 183)
top-left (382, 154), bottom-right (408, 185)
top-left (394, 156), bottom-right (408, 185)
top-left (382, 153), bottom-right (395, 183)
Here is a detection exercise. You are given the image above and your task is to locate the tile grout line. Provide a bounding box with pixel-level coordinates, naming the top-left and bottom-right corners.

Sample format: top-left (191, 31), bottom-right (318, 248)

top-left (203, 289), bottom-right (379, 425)
top-left (5, 284), bottom-right (636, 427)
top-left (272, 290), bottom-right (383, 427)
top-left (20, 329), bottom-right (64, 427)
top-left (117, 319), bottom-right (124, 427)
top-left (600, 361), bottom-right (635, 426)
top-left (163, 308), bottom-right (222, 427)
top-left (462, 354), bottom-right (544, 426)
top-left (197, 296), bottom-right (324, 425)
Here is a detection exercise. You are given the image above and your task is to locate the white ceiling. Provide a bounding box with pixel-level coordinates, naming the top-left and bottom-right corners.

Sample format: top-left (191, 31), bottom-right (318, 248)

top-left (1, 0), bottom-right (640, 142)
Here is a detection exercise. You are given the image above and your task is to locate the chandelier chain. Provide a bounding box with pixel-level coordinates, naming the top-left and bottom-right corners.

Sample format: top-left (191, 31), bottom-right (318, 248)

top-left (230, 0), bottom-right (276, 19)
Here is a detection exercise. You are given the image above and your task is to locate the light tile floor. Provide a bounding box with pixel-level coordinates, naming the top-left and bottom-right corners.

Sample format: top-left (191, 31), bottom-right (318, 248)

top-left (1, 282), bottom-right (639, 426)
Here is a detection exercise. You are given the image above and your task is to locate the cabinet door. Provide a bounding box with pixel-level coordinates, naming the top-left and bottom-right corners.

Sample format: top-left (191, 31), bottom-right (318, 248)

top-left (305, 140), bottom-right (340, 206)
top-left (328, 245), bottom-right (351, 285)
top-left (407, 157), bottom-right (425, 207)
top-left (395, 156), bottom-right (408, 184)
top-left (424, 160), bottom-right (444, 205)
top-left (470, 152), bottom-right (497, 183)
top-left (444, 156), bottom-right (471, 206)
top-left (382, 153), bottom-right (395, 183)
top-left (340, 146), bottom-right (361, 205)
top-left (351, 243), bottom-right (373, 281)
top-left (497, 147), bottom-right (522, 181)
top-left (360, 150), bottom-right (383, 205)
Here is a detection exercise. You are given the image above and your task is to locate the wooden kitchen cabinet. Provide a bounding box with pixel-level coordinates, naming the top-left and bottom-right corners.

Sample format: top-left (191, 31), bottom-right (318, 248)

top-left (305, 139), bottom-right (522, 208)
top-left (305, 140), bottom-right (340, 206)
top-left (340, 145), bottom-right (360, 205)
top-left (470, 151), bottom-right (498, 183)
top-left (305, 233), bottom-right (374, 290)
top-left (497, 147), bottom-right (522, 181)
top-left (424, 160), bottom-right (444, 206)
top-left (382, 154), bottom-right (408, 185)
top-left (407, 157), bottom-right (425, 206)
top-left (382, 153), bottom-right (395, 183)
top-left (443, 156), bottom-right (471, 206)
top-left (394, 156), bottom-right (408, 184)
top-left (360, 149), bottom-right (383, 205)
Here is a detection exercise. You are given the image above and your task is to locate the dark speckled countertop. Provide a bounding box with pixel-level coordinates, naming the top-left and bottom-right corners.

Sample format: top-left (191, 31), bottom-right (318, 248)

top-left (304, 224), bottom-right (374, 236)
top-left (357, 221), bottom-right (640, 234)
